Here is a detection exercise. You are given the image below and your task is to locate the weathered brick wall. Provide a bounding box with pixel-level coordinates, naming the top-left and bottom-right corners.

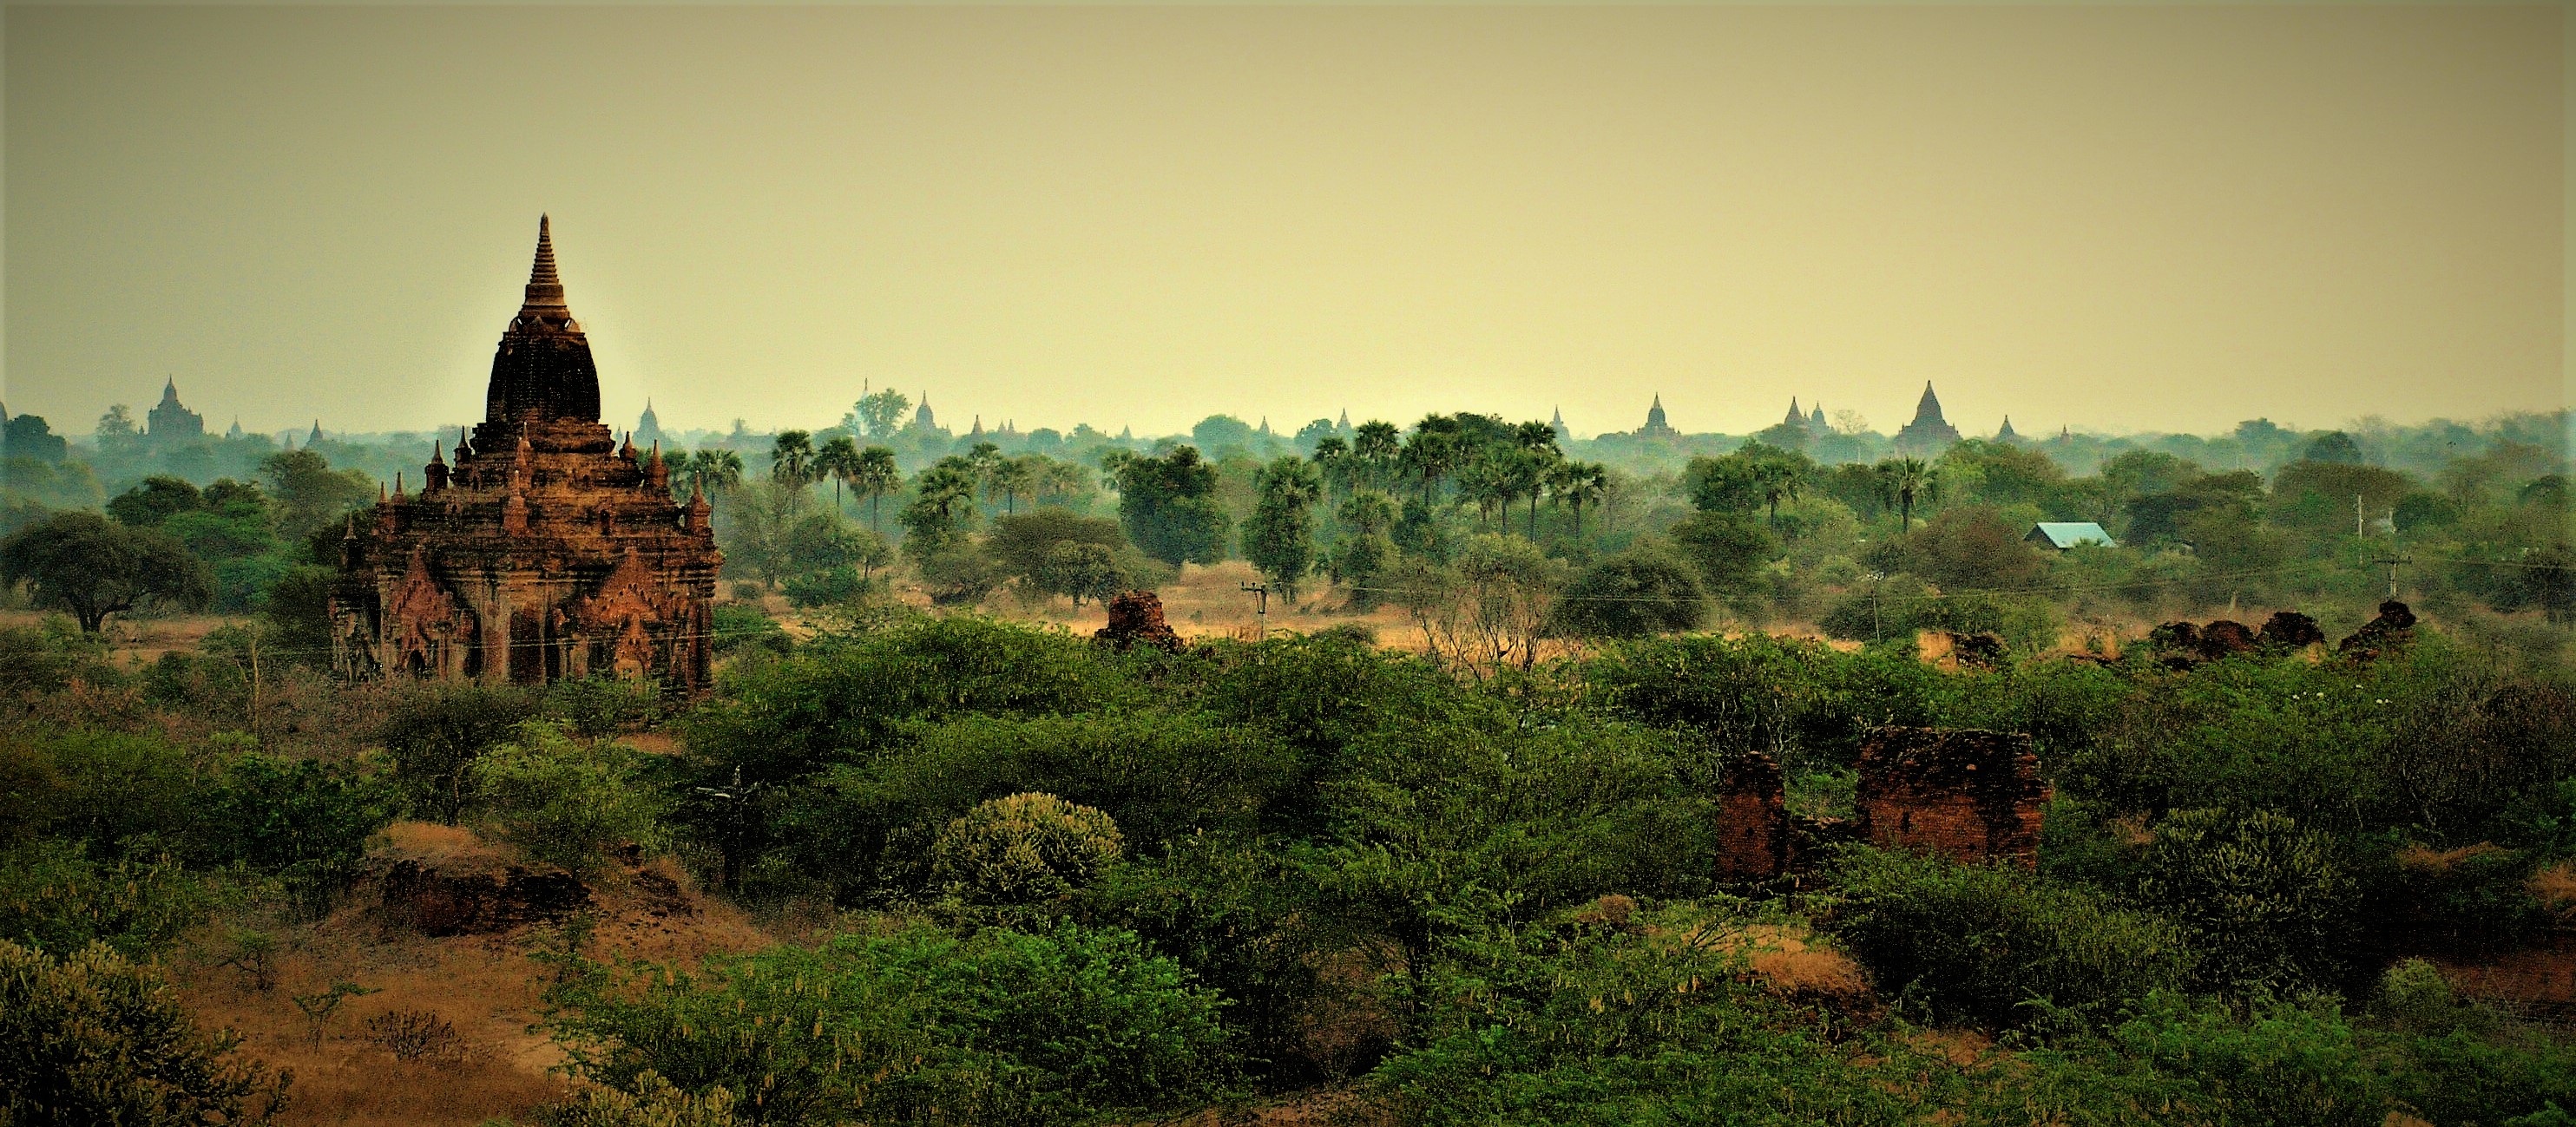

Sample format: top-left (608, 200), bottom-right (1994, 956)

top-left (1854, 727), bottom-right (2049, 869)
top-left (1713, 750), bottom-right (1789, 881)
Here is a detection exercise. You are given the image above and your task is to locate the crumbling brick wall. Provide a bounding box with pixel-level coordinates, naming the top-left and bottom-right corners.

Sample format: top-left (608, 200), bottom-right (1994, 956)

top-left (1854, 727), bottom-right (2049, 869)
top-left (1713, 750), bottom-right (1790, 881)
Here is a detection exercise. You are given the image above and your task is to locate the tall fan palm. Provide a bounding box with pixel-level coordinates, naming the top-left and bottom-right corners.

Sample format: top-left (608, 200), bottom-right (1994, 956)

top-left (814, 436), bottom-right (863, 516)
top-left (1550, 461), bottom-right (1607, 540)
top-left (1877, 457), bottom-right (1938, 533)
top-left (771, 429), bottom-right (817, 519)
top-left (852, 446), bottom-right (900, 532)
top-left (1353, 420), bottom-right (1401, 489)
top-left (685, 449), bottom-right (745, 497)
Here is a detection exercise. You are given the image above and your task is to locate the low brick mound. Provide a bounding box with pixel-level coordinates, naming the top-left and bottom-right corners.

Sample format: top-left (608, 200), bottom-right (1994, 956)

top-left (381, 859), bottom-right (591, 937)
top-left (1854, 727), bottom-right (2049, 869)
top-left (1094, 590), bottom-right (1184, 653)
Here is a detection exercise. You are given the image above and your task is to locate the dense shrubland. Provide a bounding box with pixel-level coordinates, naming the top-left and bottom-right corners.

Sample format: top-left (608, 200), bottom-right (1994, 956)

top-left (0, 607), bottom-right (2573, 1122)
top-left (3, 406), bottom-right (2576, 1123)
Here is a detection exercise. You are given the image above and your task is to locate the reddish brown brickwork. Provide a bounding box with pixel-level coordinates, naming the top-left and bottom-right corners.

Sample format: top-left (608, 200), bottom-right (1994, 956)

top-left (1713, 750), bottom-right (1790, 881)
top-left (2338, 600), bottom-right (2418, 660)
top-left (332, 218), bottom-right (722, 690)
top-left (1854, 727), bottom-right (2049, 869)
top-left (1094, 590), bottom-right (1184, 652)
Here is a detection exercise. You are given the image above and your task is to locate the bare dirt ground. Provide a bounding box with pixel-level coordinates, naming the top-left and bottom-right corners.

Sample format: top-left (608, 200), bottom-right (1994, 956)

top-left (175, 822), bottom-right (775, 1127)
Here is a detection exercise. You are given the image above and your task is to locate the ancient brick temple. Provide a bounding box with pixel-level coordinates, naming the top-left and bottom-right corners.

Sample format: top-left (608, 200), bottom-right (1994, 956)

top-left (331, 217), bottom-right (721, 689)
top-left (1854, 727), bottom-right (2049, 869)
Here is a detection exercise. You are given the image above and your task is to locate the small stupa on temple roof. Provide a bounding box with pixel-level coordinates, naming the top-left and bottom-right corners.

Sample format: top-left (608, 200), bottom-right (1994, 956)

top-left (330, 216), bottom-right (722, 690)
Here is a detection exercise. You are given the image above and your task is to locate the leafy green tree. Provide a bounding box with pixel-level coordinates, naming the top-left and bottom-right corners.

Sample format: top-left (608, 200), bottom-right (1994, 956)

top-left (986, 509), bottom-right (1124, 583)
top-left (377, 681), bottom-right (542, 823)
top-left (1866, 504), bottom-right (2048, 592)
top-left (1329, 491), bottom-right (1401, 607)
top-left (258, 448), bottom-right (373, 542)
top-left (471, 723), bottom-right (671, 875)
top-left (1548, 461), bottom-right (1607, 540)
top-left (1036, 542), bottom-right (1126, 606)
top-left (812, 436), bottom-right (861, 516)
top-left (1554, 547), bottom-right (1707, 639)
top-left (105, 476), bottom-right (203, 528)
top-left (0, 511), bottom-right (213, 632)
top-left (987, 455), bottom-right (1036, 516)
top-left (899, 458), bottom-right (980, 551)
top-left (1110, 446), bottom-right (1230, 567)
top-left (0, 842), bottom-right (215, 959)
top-left (1825, 847), bottom-right (2195, 1028)
top-left (0, 939), bottom-right (289, 1127)
top-left (1667, 510), bottom-right (1773, 598)
top-left (1352, 419), bottom-right (1402, 489)
top-left (193, 750), bottom-right (398, 900)
top-left (2135, 808), bottom-right (2358, 993)
top-left (853, 388), bottom-right (911, 438)
top-left (679, 449), bottom-right (745, 499)
top-left (1243, 456), bottom-right (1323, 601)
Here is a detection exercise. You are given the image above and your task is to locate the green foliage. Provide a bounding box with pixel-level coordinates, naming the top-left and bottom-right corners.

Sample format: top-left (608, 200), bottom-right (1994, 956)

top-left (1824, 847), bottom-right (2195, 1028)
top-left (709, 602), bottom-right (792, 659)
top-left (1110, 445), bottom-right (1231, 566)
top-left (542, 1071), bottom-right (739, 1127)
top-left (106, 475), bottom-right (205, 527)
top-left (259, 447), bottom-right (375, 543)
top-left (985, 508), bottom-right (1125, 582)
top-left (929, 792), bottom-right (1122, 907)
top-left (193, 749), bottom-right (398, 898)
top-left (1668, 510), bottom-right (1773, 597)
top-left (2134, 808), bottom-right (2358, 993)
top-left (472, 723), bottom-right (672, 874)
top-left (1034, 541), bottom-right (1126, 606)
top-left (542, 923), bottom-right (1234, 1127)
top-left (376, 680), bottom-right (542, 823)
top-left (787, 710), bottom-right (1291, 901)
top-left (0, 939), bottom-right (289, 1126)
top-left (1243, 456), bottom-right (1322, 601)
top-left (1554, 544), bottom-right (1707, 639)
top-left (0, 842), bottom-right (216, 958)
top-left (0, 510), bottom-right (214, 632)
top-left (0, 618), bottom-right (113, 698)
top-left (1866, 504), bottom-right (2049, 591)
top-left (542, 675), bottom-right (670, 738)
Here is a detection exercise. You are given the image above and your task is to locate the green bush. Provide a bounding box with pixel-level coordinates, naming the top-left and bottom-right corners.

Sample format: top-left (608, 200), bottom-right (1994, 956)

top-left (1552, 546), bottom-right (1707, 639)
top-left (193, 750), bottom-right (398, 900)
top-left (1823, 847), bottom-right (2195, 1028)
top-left (376, 680), bottom-right (542, 823)
top-left (0, 939), bottom-right (289, 1126)
top-left (542, 1071), bottom-right (739, 1127)
top-left (543, 676), bottom-right (670, 739)
top-left (709, 602), bottom-right (792, 659)
top-left (929, 792), bottom-right (1122, 908)
top-left (472, 723), bottom-right (671, 874)
top-left (2134, 808), bottom-right (2358, 993)
top-left (0, 841), bottom-right (217, 957)
top-left (542, 923), bottom-right (1234, 1127)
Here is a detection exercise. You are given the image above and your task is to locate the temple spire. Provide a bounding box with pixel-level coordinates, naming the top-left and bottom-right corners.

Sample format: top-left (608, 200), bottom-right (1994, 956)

top-left (522, 214), bottom-right (568, 312)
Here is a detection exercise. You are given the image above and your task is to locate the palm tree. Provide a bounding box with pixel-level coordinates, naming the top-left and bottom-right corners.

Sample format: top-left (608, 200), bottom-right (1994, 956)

top-left (685, 449), bottom-right (744, 497)
top-left (1353, 421), bottom-right (1402, 489)
top-left (1549, 460), bottom-right (1607, 540)
top-left (1878, 457), bottom-right (1937, 533)
top-left (1401, 429), bottom-right (1458, 505)
top-left (1750, 458), bottom-right (1801, 528)
top-left (771, 430), bottom-right (816, 519)
top-left (814, 436), bottom-right (862, 516)
top-left (852, 446), bottom-right (899, 532)
top-left (989, 455), bottom-right (1036, 516)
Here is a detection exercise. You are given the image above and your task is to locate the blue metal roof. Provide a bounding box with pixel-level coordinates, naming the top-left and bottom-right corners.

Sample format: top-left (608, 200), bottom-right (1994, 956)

top-left (2027, 521), bottom-right (2116, 549)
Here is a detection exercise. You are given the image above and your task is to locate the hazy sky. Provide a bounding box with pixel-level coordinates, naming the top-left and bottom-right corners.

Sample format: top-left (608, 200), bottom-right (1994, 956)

top-left (6, 4), bottom-right (2564, 441)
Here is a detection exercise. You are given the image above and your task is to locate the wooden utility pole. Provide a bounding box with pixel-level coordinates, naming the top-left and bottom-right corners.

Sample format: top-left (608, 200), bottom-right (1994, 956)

top-left (1240, 582), bottom-right (1269, 641)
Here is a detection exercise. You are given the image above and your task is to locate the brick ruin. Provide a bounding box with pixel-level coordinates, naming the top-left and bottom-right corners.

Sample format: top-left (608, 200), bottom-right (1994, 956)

top-left (1713, 750), bottom-right (1791, 881)
top-left (1714, 726), bottom-right (2051, 880)
top-left (2149, 603), bottom-right (2418, 667)
top-left (331, 218), bottom-right (723, 689)
top-left (1094, 590), bottom-right (1184, 652)
top-left (1854, 727), bottom-right (2049, 869)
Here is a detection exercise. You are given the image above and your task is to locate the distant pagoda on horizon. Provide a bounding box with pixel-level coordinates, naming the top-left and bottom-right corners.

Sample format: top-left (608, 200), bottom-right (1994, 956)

top-left (330, 216), bottom-right (722, 690)
top-left (1892, 381), bottom-right (1962, 454)
top-left (1635, 395), bottom-right (1679, 439)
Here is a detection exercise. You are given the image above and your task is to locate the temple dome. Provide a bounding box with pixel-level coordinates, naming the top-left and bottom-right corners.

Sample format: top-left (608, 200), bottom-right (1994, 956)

top-left (485, 215), bottom-right (601, 423)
